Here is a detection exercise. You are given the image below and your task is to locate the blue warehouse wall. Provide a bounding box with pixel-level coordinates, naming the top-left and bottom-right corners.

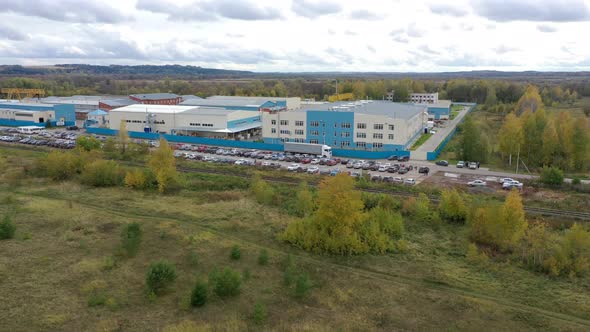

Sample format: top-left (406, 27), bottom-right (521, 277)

top-left (0, 103), bottom-right (53, 111)
top-left (53, 104), bottom-right (76, 124)
top-left (427, 106), bottom-right (450, 120)
top-left (305, 111), bottom-right (354, 147)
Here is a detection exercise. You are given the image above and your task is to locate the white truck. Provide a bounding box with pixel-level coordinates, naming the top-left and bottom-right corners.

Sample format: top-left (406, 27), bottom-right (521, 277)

top-left (284, 142), bottom-right (332, 158)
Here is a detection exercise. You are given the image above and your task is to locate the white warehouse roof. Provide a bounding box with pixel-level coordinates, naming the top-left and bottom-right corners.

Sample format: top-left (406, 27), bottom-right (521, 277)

top-left (110, 104), bottom-right (242, 116)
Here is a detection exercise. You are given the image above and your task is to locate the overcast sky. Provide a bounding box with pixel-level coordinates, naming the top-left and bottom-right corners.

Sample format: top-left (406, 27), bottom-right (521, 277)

top-left (1, 0), bottom-right (590, 72)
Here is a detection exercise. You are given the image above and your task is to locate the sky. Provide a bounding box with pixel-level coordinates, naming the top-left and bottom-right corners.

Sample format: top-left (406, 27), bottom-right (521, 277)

top-left (1, 0), bottom-right (590, 72)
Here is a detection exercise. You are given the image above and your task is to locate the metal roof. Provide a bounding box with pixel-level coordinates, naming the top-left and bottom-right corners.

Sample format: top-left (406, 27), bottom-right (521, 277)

top-left (129, 93), bottom-right (179, 100)
top-left (110, 104), bottom-right (247, 116)
top-left (296, 101), bottom-right (427, 120)
top-left (181, 98), bottom-right (269, 108)
top-left (100, 98), bottom-right (135, 107)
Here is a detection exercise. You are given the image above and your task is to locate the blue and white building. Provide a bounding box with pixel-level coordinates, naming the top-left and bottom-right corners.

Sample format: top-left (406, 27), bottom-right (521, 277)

top-left (181, 96), bottom-right (301, 111)
top-left (425, 100), bottom-right (452, 120)
top-left (107, 104), bottom-right (262, 140)
top-left (262, 101), bottom-right (427, 152)
top-left (0, 102), bottom-right (76, 127)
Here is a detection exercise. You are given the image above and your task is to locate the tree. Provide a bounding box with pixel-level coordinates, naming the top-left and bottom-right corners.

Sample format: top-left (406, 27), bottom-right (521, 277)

top-left (117, 120), bottom-right (130, 155)
top-left (124, 168), bottom-right (147, 189)
top-left (102, 137), bottom-right (117, 158)
top-left (294, 182), bottom-right (314, 217)
top-left (252, 301), bottom-right (267, 325)
top-left (209, 267), bottom-right (241, 297)
top-left (44, 151), bottom-right (81, 180)
top-left (0, 215), bottom-right (16, 240)
top-left (459, 116), bottom-right (483, 161)
top-left (520, 222), bottom-right (556, 270)
top-left (121, 222), bottom-right (142, 257)
top-left (438, 189), bottom-right (468, 223)
top-left (541, 119), bottom-right (559, 166)
top-left (76, 136), bottom-right (101, 152)
top-left (190, 280), bottom-right (208, 307)
top-left (498, 113), bottom-right (523, 165)
top-left (496, 190), bottom-right (527, 251)
top-left (148, 138), bottom-right (177, 193)
top-left (539, 166), bottom-right (564, 186)
top-left (146, 261), bottom-right (177, 295)
top-left (293, 273), bottom-right (312, 299)
top-left (571, 118), bottom-right (590, 171)
top-left (80, 160), bottom-right (122, 187)
top-left (515, 85), bottom-right (543, 115)
top-left (554, 224), bottom-right (590, 276)
top-left (250, 175), bottom-right (275, 205)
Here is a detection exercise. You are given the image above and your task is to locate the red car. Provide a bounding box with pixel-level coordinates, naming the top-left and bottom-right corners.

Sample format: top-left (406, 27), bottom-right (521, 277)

top-left (197, 146), bottom-right (208, 152)
top-left (326, 159), bottom-right (338, 166)
top-left (301, 157), bottom-right (312, 164)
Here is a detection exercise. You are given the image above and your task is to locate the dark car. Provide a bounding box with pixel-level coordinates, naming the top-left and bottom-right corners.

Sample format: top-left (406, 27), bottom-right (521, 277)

top-left (418, 166), bottom-right (430, 174)
top-left (66, 125), bottom-right (79, 131)
top-left (399, 156), bottom-right (410, 162)
top-left (340, 159), bottom-right (350, 165)
top-left (435, 160), bottom-right (449, 166)
top-left (398, 167), bottom-right (408, 174)
top-left (387, 155), bottom-right (399, 161)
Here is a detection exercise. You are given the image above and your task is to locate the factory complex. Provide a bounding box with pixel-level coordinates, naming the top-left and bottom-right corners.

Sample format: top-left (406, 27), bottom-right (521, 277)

top-left (1, 92), bottom-right (458, 156)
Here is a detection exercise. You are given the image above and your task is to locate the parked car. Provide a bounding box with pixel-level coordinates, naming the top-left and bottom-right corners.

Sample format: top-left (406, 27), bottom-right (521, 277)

top-left (371, 174), bottom-right (382, 182)
top-left (387, 155), bottom-right (399, 161)
top-left (418, 166), bottom-right (430, 174)
top-left (399, 156), bottom-right (410, 162)
top-left (398, 167), bottom-right (408, 174)
top-left (287, 164), bottom-right (301, 171)
top-left (435, 160), bottom-right (449, 166)
top-left (468, 180), bottom-right (487, 187)
top-left (456, 161), bottom-right (465, 168)
top-left (503, 180), bottom-right (523, 190)
top-left (382, 176), bottom-right (394, 183)
top-left (319, 169), bottom-right (331, 175)
top-left (498, 177), bottom-right (516, 183)
top-left (340, 159), bottom-right (350, 165)
top-left (310, 158), bottom-right (320, 165)
top-left (307, 166), bottom-right (320, 174)
top-left (404, 178), bottom-right (416, 185)
top-left (468, 162), bottom-right (477, 169)
top-left (330, 169), bottom-right (341, 176)
top-left (392, 177), bottom-right (404, 183)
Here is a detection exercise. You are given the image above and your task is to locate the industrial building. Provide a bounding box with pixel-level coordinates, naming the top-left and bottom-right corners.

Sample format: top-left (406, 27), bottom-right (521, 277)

top-left (107, 104), bottom-right (262, 140)
top-left (0, 102), bottom-right (76, 127)
top-left (262, 101), bottom-right (426, 152)
top-left (41, 95), bottom-right (119, 120)
top-left (410, 92), bottom-right (439, 104)
top-left (181, 96), bottom-right (301, 112)
top-left (425, 100), bottom-right (452, 120)
top-left (129, 93), bottom-right (183, 105)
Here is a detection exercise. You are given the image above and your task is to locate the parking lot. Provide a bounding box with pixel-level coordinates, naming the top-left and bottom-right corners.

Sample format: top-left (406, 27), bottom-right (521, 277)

top-left (0, 128), bottom-right (78, 149)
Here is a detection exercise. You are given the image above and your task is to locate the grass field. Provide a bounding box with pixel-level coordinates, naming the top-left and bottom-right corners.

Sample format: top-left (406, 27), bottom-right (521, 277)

top-left (1, 146), bottom-right (590, 331)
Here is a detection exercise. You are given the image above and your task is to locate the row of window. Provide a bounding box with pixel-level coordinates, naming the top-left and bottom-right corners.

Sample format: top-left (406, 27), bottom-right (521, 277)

top-left (270, 119), bottom-right (395, 131)
top-left (279, 139), bottom-right (385, 149)
top-left (355, 142), bottom-right (383, 148)
top-left (189, 123), bottom-right (213, 127)
top-left (125, 119), bottom-right (166, 125)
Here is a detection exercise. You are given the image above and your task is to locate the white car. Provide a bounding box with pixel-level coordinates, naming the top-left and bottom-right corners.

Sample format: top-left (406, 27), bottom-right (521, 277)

top-left (307, 166), bottom-right (320, 174)
top-left (392, 177), bottom-right (404, 183)
top-left (310, 158), bottom-right (320, 165)
top-left (234, 159), bottom-right (247, 165)
top-left (457, 161), bottom-right (465, 168)
top-left (468, 162), bottom-right (477, 169)
top-left (468, 180), bottom-right (487, 187)
top-left (378, 165), bottom-right (389, 172)
top-left (287, 164), bottom-right (301, 171)
top-left (404, 178), bottom-right (416, 185)
top-left (503, 180), bottom-right (523, 190)
top-left (498, 177), bottom-right (515, 183)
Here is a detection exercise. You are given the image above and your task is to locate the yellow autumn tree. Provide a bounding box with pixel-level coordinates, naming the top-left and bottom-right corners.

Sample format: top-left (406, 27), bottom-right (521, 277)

top-left (498, 113), bottom-right (523, 165)
top-left (117, 120), bottom-right (130, 156)
top-left (515, 85), bottom-right (543, 115)
top-left (495, 189), bottom-right (528, 251)
top-left (148, 138), bottom-right (177, 193)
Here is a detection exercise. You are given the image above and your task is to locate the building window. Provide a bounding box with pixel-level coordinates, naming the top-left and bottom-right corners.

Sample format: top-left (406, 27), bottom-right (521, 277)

top-left (356, 132), bottom-right (366, 138)
top-left (310, 130), bottom-right (319, 136)
top-left (341, 141), bottom-right (350, 147)
top-left (374, 124), bottom-right (383, 130)
top-left (356, 142), bottom-right (366, 148)
top-left (294, 138), bottom-right (305, 143)
top-left (373, 133), bottom-right (383, 139)
top-left (357, 123), bottom-right (366, 129)
top-left (295, 120), bottom-right (304, 126)
top-left (280, 120), bottom-right (288, 126)
top-left (280, 129), bottom-right (291, 134)
top-left (295, 129), bottom-right (304, 135)
top-left (333, 140), bottom-right (337, 145)
top-left (341, 131), bottom-right (350, 137)
top-left (341, 122), bottom-right (351, 128)
top-left (271, 128), bottom-right (276, 133)
top-left (374, 143), bottom-right (383, 149)
top-left (271, 120), bottom-right (276, 125)
top-left (310, 121), bottom-right (319, 127)
top-left (310, 139), bottom-right (319, 144)
top-left (280, 138), bottom-right (288, 142)
top-left (388, 134), bottom-right (394, 140)
top-left (388, 124), bottom-right (395, 130)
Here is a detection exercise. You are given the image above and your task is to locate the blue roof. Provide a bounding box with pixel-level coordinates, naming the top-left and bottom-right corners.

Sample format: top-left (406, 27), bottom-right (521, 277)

top-left (88, 109), bottom-right (108, 116)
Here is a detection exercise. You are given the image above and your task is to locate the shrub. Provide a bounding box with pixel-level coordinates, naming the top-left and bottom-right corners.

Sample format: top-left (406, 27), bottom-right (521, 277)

top-left (438, 189), bottom-right (468, 223)
top-left (120, 222), bottom-right (142, 257)
top-left (124, 169), bottom-right (147, 189)
top-left (540, 166), bottom-right (564, 186)
top-left (572, 177), bottom-right (582, 185)
top-left (252, 302), bottom-right (267, 325)
top-left (76, 136), bottom-right (101, 152)
top-left (250, 175), bottom-right (275, 205)
top-left (146, 261), bottom-right (177, 295)
top-left (81, 160), bottom-right (122, 187)
top-left (282, 255), bottom-right (296, 286)
top-left (190, 280), bottom-right (208, 307)
top-left (0, 215), bottom-right (16, 240)
top-left (294, 273), bottom-right (312, 299)
top-left (44, 151), bottom-right (81, 180)
top-left (466, 243), bottom-right (489, 265)
top-left (230, 245), bottom-right (241, 260)
top-left (257, 249), bottom-right (269, 266)
top-left (209, 267), bottom-right (241, 297)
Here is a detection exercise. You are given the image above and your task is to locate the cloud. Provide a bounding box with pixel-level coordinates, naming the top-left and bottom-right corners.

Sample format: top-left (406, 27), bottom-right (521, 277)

top-left (537, 24), bottom-right (558, 33)
top-left (471, 0), bottom-right (590, 22)
top-left (137, 0), bottom-right (282, 21)
top-left (407, 23), bottom-right (425, 38)
top-left (494, 45), bottom-right (519, 54)
top-left (344, 30), bottom-right (357, 36)
top-left (367, 45), bottom-right (376, 53)
top-left (428, 3), bottom-right (469, 17)
top-left (0, 24), bottom-right (28, 41)
top-left (0, 0), bottom-right (131, 23)
top-left (349, 9), bottom-right (383, 20)
top-left (291, 0), bottom-right (342, 18)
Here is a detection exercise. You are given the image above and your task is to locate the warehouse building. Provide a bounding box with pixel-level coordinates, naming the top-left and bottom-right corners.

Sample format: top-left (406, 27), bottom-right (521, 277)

top-left (181, 96), bottom-right (301, 112)
top-left (425, 100), bottom-right (452, 120)
top-left (262, 101), bottom-right (426, 152)
top-left (107, 104), bottom-right (262, 140)
top-left (40, 95), bottom-right (121, 120)
top-left (129, 93), bottom-right (183, 105)
top-left (0, 102), bottom-right (76, 127)
top-left (410, 92), bottom-right (439, 104)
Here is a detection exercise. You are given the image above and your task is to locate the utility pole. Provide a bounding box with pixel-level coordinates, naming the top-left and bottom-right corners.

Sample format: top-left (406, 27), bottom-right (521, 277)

top-left (516, 144), bottom-right (520, 174)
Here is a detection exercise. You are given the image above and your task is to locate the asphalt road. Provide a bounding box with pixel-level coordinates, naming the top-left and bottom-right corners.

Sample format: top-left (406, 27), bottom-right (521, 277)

top-left (415, 105), bottom-right (470, 155)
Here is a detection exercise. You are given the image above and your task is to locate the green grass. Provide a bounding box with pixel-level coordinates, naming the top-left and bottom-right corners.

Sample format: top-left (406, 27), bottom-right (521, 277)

top-left (2, 145), bottom-right (590, 330)
top-left (410, 133), bottom-right (433, 150)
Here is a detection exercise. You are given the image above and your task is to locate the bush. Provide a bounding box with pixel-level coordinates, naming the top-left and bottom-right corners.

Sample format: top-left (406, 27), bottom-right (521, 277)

top-left (257, 249), bottom-right (269, 266)
top-left (44, 151), bottom-right (82, 180)
top-left (294, 273), bottom-right (312, 299)
top-left (572, 177), bottom-right (582, 185)
top-left (540, 166), bottom-right (564, 186)
top-left (0, 215), bottom-right (16, 240)
top-left (438, 189), bottom-right (468, 223)
top-left (252, 302), bottom-right (267, 325)
top-left (190, 280), bottom-right (208, 307)
top-left (230, 245), bottom-right (241, 260)
top-left (120, 222), bottom-right (142, 257)
top-left (251, 175), bottom-right (275, 205)
top-left (146, 261), bottom-right (177, 295)
top-left (124, 169), bottom-right (147, 189)
top-left (209, 267), bottom-right (241, 297)
top-left (81, 160), bottom-right (122, 187)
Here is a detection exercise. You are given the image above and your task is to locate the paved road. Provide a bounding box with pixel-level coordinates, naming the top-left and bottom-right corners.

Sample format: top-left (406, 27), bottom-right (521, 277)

top-left (413, 105), bottom-right (470, 159)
